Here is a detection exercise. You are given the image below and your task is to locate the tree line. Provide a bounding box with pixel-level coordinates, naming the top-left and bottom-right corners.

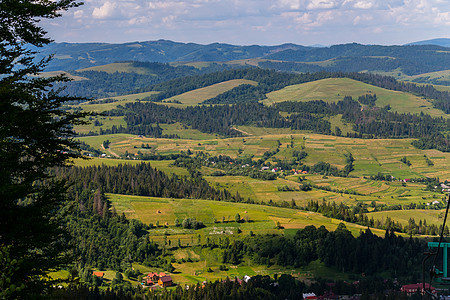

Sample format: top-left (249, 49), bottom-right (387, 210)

top-left (107, 96), bottom-right (447, 140)
top-left (303, 200), bottom-right (449, 236)
top-left (137, 67), bottom-right (450, 114)
top-left (55, 163), bottom-right (236, 201)
top-left (223, 224), bottom-right (424, 278)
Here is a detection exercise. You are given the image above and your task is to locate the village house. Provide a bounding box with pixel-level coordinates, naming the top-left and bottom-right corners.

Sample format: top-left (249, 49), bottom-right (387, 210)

top-left (400, 283), bottom-right (436, 296)
top-left (303, 292), bottom-right (318, 300)
top-left (158, 275), bottom-right (173, 287)
top-left (142, 272), bottom-right (173, 287)
top-left (92, 271), bottom-right (104, 278)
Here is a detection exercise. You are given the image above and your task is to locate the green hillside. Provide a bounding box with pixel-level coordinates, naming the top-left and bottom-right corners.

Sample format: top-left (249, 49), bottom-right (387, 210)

top-left (78, 62), bottom-right (158, 75)
top-left (163, 79), bottom-right (257, 105)
top-left (264, 78), bottom-right (448, 117)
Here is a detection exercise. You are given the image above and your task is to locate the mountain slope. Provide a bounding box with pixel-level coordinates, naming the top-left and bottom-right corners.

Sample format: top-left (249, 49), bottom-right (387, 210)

top-left (39, 40), bottom-right (308, 71)
top-left (406, 38), bottom-right (450, 47)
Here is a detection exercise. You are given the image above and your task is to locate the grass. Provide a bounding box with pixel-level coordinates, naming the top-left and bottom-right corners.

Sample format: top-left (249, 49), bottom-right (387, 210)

top-left (160, 123), bottom-right (220, 140)
top-left (72, 158), bottom-right (189, 176)
top-left (78, 62), bottom-right (155, 75)
top-left (367, 209), bottom-right (447, 227)
top-left (163, 79), bottom-right (257, 105)
top-left (263, 78), bottom-right (448, 118)
top-left (77, 131), bottom-right (450, 208)
top-left (108, 193), bottom-right (388, 239)
top-left (73, 91), bottom-right (159, 113)
top-left (75, 116), bottom-right (126, 134)
top-left (407, 70), bottom-right (450, 86)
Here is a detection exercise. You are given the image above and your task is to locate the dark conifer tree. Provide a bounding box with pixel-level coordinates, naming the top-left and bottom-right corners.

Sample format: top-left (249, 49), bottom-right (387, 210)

top-left (0, 0), bottom-right (84, 297)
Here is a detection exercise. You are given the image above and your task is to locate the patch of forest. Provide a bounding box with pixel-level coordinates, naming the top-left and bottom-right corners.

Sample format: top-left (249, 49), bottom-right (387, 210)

top-left (56, 163), bottom-right (236, 201)
top-left (223, 224), bottom-right (424, 277)
top-left (59, 62), bottom-right (243, 99)
top-left (106, 97), bottom-right (448, 140)
top-left (412, 134), bottom-right (450, 152)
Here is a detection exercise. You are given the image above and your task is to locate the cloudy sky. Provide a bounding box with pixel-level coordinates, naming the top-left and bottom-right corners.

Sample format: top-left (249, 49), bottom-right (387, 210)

top-left (42, 0), bottom-right (450, 46)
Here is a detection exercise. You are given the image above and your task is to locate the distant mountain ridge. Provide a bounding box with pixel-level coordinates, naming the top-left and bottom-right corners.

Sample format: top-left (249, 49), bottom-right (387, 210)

top-left (38, 40), bottom-right (310, 71)
top-left (39, 39), bottom-right (450, 78)
top-left (406, 38), bottom-right (450, 47)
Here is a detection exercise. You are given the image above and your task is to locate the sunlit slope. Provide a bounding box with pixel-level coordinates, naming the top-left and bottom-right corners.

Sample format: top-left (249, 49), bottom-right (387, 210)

top-left (366, 209), bottom-right (447, 229)
top-left (78, 62), bottom-right (156, 75)
top-left (78, 132), bottom-right (450, 179)
top-left (108, 194), bottom-right (387, 237)
top-left (163, 79), bottom-right (257, 105)
top-left (264, 78), bottom-right (447, 117)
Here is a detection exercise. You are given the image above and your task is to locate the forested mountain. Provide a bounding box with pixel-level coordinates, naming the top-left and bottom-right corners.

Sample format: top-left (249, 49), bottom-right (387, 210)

top-left (263, 44), bottom-right (450, 75)
top-left (40, 40), bottom-right (450, 78)
top-left (58, 62), bottom-right (244, 98)
top-left (37, 40), bottom-right (307, 71)
top-left (406, 38), bottom-right (450, 47)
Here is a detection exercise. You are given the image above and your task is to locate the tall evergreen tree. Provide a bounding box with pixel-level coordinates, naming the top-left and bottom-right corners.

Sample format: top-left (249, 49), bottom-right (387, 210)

top-left (0, 1), bottom-right (83, 297)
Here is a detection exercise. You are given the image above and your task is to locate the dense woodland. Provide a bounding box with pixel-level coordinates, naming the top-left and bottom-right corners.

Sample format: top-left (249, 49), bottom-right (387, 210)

top-left (56, 164), bottom-right (235, 201)
top-left (412, 134), bottom-right (450, 152)
top-left (60, 62), bottom-right (242, 99)
top-left (106, 96), bottom-right (447, 140)
top-left (223, 225), bottom-right (424, 277)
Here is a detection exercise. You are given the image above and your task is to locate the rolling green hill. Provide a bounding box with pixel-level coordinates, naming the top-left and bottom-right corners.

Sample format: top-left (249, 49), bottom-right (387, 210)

top-left (163, 79), bottom-right (258, 105)
top-left (264, 77), bottom-right (448, 117)
top-left (78, 62), bottom-right (159, 75)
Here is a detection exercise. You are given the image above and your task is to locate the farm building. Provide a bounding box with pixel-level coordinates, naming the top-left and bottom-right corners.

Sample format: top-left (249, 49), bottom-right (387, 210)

top-left (158, 275), bottom-right (173, 287)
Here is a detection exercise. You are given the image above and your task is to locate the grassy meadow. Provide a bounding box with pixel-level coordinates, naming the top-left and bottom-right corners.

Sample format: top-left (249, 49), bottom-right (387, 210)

top-left (263, 78), bottom-right (448, 118)
top-left (163, 79), bottom-right (257, 105)
top-left (78, 62), bottom-right (155, 75)
top-left (104, 193), bottom-right (401, 285)
top-left (108, 194), bottom-right (388, 240)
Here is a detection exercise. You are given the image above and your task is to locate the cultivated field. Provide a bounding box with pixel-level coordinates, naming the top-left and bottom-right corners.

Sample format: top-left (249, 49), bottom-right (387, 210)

top-left (76, 131), bottom-right (449, 210)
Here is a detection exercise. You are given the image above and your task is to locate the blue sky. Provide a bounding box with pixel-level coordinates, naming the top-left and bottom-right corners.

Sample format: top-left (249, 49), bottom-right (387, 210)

top-left (42, 0), bottom-right (450, 45)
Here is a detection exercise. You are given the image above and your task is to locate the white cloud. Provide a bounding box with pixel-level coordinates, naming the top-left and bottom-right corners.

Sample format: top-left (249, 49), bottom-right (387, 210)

top-left (92, 1), bottom-right (117, 19)
top-left (277, 0), bottom-right (302, 10)
top-left (353, 14), bottom-right (373, 24)
top-left (73, 10), bottom-right (84, 19)
top-left (436, 11), bottom-right (450, 26)
top-left (42, 0), bottom-right (450, 45)
top-left (307, 0), bottom-right (336, 10)
top-left (354, 1), bottom-right (373, 9)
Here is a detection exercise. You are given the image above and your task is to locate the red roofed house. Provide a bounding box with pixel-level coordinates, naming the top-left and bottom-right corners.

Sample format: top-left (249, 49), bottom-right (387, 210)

top-left (142, 272), bottom-right (159, 286)
top-left (401, 283), bottom-right (436, 296)
top-left (148, 272), bottom-right (159, 281)
top-left (92, 271), bottom-right (104, 278)
top-left (158, 275), bottom-right (173, 287)
top-left (303, 293), bottom-right (318, 300)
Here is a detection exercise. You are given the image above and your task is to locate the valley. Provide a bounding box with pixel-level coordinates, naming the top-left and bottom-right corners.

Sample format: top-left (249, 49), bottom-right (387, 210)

top-left (61, 62), bottom-right (450, 292)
